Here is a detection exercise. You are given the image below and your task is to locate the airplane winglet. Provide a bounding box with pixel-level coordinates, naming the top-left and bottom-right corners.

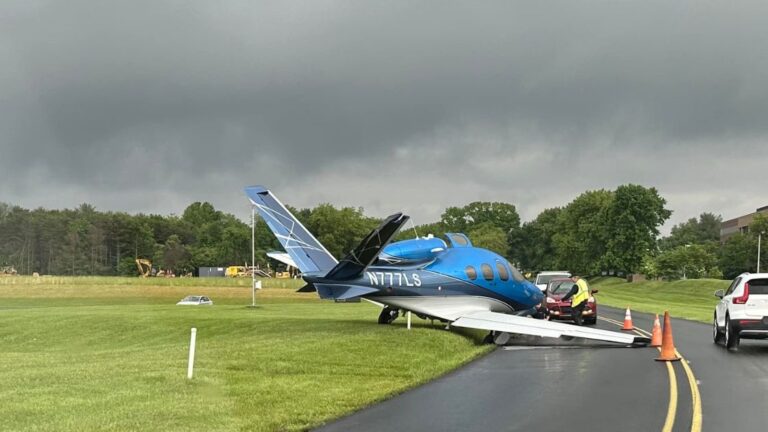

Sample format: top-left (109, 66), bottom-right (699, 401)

top-left (323, 212), bottom-right (410, 280)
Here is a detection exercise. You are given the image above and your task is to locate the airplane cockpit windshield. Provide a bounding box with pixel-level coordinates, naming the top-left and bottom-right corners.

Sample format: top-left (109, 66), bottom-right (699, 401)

top-left (445, 233), bottom-right (472, 248)
top-left (507, 261), bottom-right (526, 282)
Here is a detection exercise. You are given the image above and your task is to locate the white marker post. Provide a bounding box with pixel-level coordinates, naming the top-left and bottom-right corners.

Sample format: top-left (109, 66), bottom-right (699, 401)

top-left (187, 327), bottom-right (197, 379)
top-left (407, 311), bottom-right (412, 330)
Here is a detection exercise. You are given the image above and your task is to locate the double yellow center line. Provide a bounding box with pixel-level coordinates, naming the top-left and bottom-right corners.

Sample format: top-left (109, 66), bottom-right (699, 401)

top-left (599, 315), bottom-right (702, 432)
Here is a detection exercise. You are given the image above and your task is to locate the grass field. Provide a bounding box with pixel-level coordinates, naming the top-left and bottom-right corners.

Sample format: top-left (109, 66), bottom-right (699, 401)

top-left (590, 276), bottom-right (730, 323)
top-left (0, 276), bottom-right (492, 432)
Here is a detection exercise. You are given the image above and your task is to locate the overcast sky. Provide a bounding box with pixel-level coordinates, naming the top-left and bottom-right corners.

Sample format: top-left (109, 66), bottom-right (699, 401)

top-left (2, 1), bottom-right (767, 232)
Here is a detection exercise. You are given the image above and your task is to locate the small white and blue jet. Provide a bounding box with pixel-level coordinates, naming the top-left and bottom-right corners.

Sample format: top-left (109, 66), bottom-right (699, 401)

top-left (246, 186), bottom-right (648, 346)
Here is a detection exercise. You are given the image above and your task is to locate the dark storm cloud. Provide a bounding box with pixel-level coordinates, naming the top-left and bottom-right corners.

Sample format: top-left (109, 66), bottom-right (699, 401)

top-left (1, 1), bottom-right (767, 227)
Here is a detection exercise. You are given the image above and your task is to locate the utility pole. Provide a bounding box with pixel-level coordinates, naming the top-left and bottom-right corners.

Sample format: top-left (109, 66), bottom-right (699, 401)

top-left (758, 232), bottom-right (763, 274)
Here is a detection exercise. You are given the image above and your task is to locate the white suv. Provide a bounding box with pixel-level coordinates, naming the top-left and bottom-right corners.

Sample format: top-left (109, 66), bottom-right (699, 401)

top-left (713, 273), bottom-right (768, 350)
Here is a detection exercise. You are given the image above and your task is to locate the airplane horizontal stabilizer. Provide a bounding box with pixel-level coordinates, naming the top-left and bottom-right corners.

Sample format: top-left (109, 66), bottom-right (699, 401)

top-left (297, 283), bottom-right (316, 293)
top-left (452, 311), bottom-right (649, 346)
top-left (323, 213), bottom-right (410, 280)
top-left (314, 283), bottom-right (380, 300)
top-left (267, 251), bottom-right (297, 269)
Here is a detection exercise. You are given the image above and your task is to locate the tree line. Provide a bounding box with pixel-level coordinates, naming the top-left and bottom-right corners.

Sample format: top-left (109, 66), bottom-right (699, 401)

top-left (1, 184), bottom-right (764, 279)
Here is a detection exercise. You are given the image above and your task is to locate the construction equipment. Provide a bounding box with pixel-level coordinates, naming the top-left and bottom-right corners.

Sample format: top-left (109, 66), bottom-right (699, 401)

top-left (225, 266), bottom-right (248, 277)
top-left (0, 266), bottom-right (18, 276)
top-left (135, 259), bottom-right (152, 278)
top-left (226, 264), bottom-right (272, 278)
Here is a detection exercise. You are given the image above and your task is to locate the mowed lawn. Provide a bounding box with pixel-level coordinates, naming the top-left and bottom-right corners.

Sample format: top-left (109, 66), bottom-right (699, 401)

top-left (0, 277), bottom-right (491, 432)
top-left (590, 277), bottom-right (730, 323)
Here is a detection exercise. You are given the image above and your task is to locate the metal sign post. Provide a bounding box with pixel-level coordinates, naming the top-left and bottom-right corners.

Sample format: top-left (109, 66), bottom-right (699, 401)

top-left (251, 205), bottom-right (256, 307)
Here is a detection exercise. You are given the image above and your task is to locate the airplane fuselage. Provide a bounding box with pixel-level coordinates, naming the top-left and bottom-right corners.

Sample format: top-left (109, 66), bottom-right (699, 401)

top-left (306, 246), bottom-right (544, 321)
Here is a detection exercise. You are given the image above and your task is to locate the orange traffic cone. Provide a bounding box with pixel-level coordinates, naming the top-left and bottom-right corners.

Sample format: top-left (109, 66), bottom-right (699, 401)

top-left (621, 306), bottom-right (634, 331)
top-left (650, 314), bottom-right (662, 347)
top-left (655, 311), bottom-right (681, 362)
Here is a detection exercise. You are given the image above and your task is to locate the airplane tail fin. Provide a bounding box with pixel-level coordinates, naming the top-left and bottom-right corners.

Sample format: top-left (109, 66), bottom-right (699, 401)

top-left (245, 186), bottom-right (338, 275)
top-left (323, 212), bottom-right (410, 280)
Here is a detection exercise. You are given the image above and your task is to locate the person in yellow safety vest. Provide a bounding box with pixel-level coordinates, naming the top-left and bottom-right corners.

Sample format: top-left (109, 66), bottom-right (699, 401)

top-left (561, 276), bottom-right (590, 325)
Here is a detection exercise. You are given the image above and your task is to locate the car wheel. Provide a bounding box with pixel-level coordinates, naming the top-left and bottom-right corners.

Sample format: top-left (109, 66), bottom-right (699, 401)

top-left (713, 313), bottom-right (724, 345)
top-left (585, 317), bottom-right (597, 325)
top-left (725, 315), bottom-right (739, 351)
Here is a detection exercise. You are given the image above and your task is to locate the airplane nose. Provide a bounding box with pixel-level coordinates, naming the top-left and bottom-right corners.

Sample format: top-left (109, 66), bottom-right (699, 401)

top-left (528, 283), bottom-right (543, 301)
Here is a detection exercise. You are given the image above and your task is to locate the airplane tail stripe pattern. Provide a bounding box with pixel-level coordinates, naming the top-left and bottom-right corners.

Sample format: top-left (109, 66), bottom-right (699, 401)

top-left (245, 186), bottom-right (338, 274)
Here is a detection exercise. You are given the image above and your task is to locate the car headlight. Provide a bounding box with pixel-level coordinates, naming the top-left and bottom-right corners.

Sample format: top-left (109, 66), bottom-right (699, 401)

top-left (546, 297), bottom-right (555, 304)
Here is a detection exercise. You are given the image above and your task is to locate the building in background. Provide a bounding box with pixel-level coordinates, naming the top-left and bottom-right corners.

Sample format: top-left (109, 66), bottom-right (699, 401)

top-left (721, 206), bottom-right (768, 243)
top-left (198, 267), bottom-right (226, 277)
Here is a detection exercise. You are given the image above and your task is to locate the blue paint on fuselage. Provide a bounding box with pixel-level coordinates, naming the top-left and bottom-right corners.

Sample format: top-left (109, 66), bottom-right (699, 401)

top-left (322, 245), bottom-right (543, 312)
top-left (380, 237), bottom-right (447, 262)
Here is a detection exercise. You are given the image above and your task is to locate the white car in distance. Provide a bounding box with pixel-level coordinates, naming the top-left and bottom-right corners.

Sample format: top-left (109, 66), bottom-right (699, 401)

top-left (176, 295), bottom-right (213, 306)
top-left (714, 273), bottom-right (768, 350)
top-left (535, 271), bottom-right (572, 291)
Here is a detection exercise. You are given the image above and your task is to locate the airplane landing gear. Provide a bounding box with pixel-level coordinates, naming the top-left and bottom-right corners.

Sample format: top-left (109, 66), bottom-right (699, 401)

top-left (483, 332), bottom-right (495, 344)
top-left (378, 307), bottom-right (400, 324)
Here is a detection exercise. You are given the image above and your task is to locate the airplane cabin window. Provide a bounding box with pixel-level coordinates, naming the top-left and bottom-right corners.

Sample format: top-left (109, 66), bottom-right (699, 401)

top-left (465, 265), bottom-right (478, 280)
top-left (496, 262), bottom-right (509, 281)
top-left (481, 263), bottom-right (493, 281)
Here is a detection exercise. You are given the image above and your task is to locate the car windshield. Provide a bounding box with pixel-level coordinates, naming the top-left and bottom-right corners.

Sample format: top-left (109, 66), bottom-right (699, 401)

top-left (548, 281), bottom-right (574, 296)
top-left (537, 274), bottom-right (570, 285)
top-left (183, 296), bottom-right (201, 302)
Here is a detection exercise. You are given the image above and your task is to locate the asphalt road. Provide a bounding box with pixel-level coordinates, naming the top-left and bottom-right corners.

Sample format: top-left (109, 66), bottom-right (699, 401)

top-left (315, 306), bottom-right (768, 432)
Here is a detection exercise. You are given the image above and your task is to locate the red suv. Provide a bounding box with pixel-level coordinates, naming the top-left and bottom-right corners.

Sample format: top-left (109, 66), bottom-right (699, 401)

top-left (545, 278), bottom-right (598, 325)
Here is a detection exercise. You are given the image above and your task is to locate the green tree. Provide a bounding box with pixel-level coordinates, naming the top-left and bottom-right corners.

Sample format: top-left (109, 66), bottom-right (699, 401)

top-left (656, 244), bottom-right (720, 280)
top-left (306, 204), bottom-right (379, 258)
top-left (394, 221), bottom-right (447, 242)
top-left (155, 234), bottom-right (191, 272)
top-left (719, 234), bottom-right (756, 279)
top-left (552, 190), bottom-right (613, 275)
top-left (660, 212), bottom-right (722, 250)
top-left (441, 202), bottom-right (520, 234)
top-left (511, 207), bottom-right (562, 271)
top-left (182, 202), bottom-right (221, 227)
top-left (601, 184), bottom-right (672, 273)
top-left (468, 223), bottom-right (508, 255)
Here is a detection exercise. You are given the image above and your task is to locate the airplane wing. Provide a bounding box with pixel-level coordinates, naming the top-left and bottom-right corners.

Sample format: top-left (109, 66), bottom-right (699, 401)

top-left (451, 311), bottom-right (648, 345)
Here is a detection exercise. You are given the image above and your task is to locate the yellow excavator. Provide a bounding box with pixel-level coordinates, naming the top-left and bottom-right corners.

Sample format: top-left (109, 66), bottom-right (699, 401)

top-left (135, 259), bottom-right (152, 277)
